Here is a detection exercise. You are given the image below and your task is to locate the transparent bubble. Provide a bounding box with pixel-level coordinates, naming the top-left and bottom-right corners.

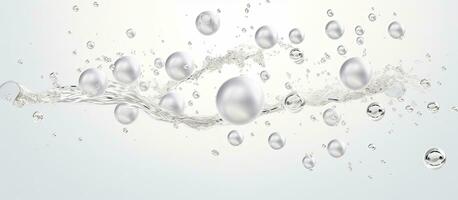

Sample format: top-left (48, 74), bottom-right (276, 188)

top-left (86, 41), bottom-right (95, 49)
top-left (368, 13), bottom-right (376, 22)
top-left (405, 105), bottom-right (414, 112)
top-left (368, 143), bottom-right (376, 151)
top-left (216, 76), bottom-right (264, 125)
top-left (327, 139), bottom-right (346, 158)
top-left (388, 21), bottom-right (405, 39)
top-left (323, 108), bottom-right (341, 126)
top-left (113, 56), bottom-right (141, 84)
top-left (356, 37), bottom-right (364, 45)
top-left (268, 132), bottom-right (286, 150)
top-left (227, 130), bottom-right (244, 146)
top-left (339, 57), bottom-right (372, 90)
top-left (289, 48), bottom-right (304, 64)
top-left (125, 28), bottom-right (136, 38)
top-left (260, 70), bottom-right (270, 82)
top-left (302, 153), bottom-right (316, 170)
top-left (154, 58), bottom-right (164, 69)
top-left (192, 91), bottom-right (200, 99)
top-left (93, 1), bottom-right (99, 7)
top-left (424, 148), bottom-right (446, 169)
top-left (366, 102), bottom-right (385, 121)
top-left (72, 5), bottom-right (79, 12)
top-left (289, 28), bottom-right (304, 44)
top-left (165, 52), bottom-right (194, 81)
top-left (325, 20), bottom-right (344, 39)
top-left (211, 149), bottom-right (220, 156)
top-left (355, 25), bottom-right (364, 35)
top-left (159, 92), bottom-right (185, 114)
top-left (195, 11), bottom-right (220, 35)
top-left (78, 68), bottom-right (107, 97)
top-left (114, 103), bottom-right (139, 124)
top-left (0, 81), bottom-right (21, 103)
top-left (139, 81), bottom-right (149, 91)
top-left (427, 102), bottom-right (440, 113)
top-left (337, 45), bottom-right (347, 55)
top-left (32, 111), bottom-right (44, 122)
top-left (326, 9), bottom-right (334, 17)
top-left (255, 26), bottom-right (278, 49)
top-left (283, 92), bottom-right (305, 113)
top-left (420, 79), bottom-right (431, 88)
top-left (384, 81), bottom-right (406, 98)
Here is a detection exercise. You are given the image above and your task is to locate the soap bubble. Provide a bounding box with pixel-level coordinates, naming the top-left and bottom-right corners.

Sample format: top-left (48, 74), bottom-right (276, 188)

top-left (159, 92), bottom-right (185, 114)
top-left (427, 102), bottom-right (440, 113)
top-left (78, 68), bottom-right (107, 97)
top-left (325, 20), bottom-right (344, 39)
top-left (125, 28), bottom-right (136, 38)
top-left (114, 103), bottom-right (139, 124)
top-left (337, 45), bottom-right (347, 55)
top-left (323, 108), bottom-right (341, 126)
top-left (255, 26), bottom-right (278, 49)
top-left (165, 52), bottom-right (194, 81)
top-left (388, 21), bottom-right (405, 39)
top-left (227, 130), bottom-right (244, 146)
top-left (326, 9), bottom-right (334, 17)
top-left (366, 102), bottom-right (385, 121)
top-left (302, 153), bottom-right (316, 170)
top-left (339, 57), bottom-right (372, 90)
top-left (327, 139), bottom-right (346, 158)
top-left (355, 25), bottom-right (364, 35)
top-left (113, 56), bottom-right (141, 84)
top-left (424, 148), bottom-right (446, 169)
top-left (268, 132), bottom-right (286, 150)
top-left (216, 76), bottom-right (264, 125)
top-left (356, 37), bottom-right (364, 45)
top-left (195, 11), bottom-right (220, 35)
top-left (368, 13), bottom-right (376, 22)
top-left (289, 28), bottom-right (304, 44)
top-left (260, 70), bottom-right (270, 82)
top-left (86, 41), bottom-right (95, 49)
top-left (32, 111), bottom-right (44, 122)
top-left (154, 58), bottom-right (164, 69)
top-left (283, 92), bottom-right (305, 113)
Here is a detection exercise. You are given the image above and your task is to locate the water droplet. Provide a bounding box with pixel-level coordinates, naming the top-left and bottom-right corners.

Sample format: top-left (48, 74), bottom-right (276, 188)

top-left (337, 45), bottom-right (347, 55)
top-left (368, 13), bottom-right (376, 22)
top-left (420, 79), bottom-right (431, 88)
top-left (125, 28), bottom-right (136, 38)
top-left (227, 130), bottom-right (244, 146)
top-left (339, 57), bottom-right (372, 90)
top-left (154, 58), bottom-right (164, 69)
top-left (356, 37), bottom-right (364, 45)
top-left (159, 92), bottom-right (185, 114)
top-left (192, 91), bottom-right (200, 99)
top-left (32, 111), bottom-right (44, 122)
top-left (424, 148), bottom-right (446, 169)
top-left (384, 81), bottom-right (406, 98)
top-left (86, 41), bottom-right (95, 49)
top-left (366, 102), bottom-right (385, 121)
top-left (405, 105), bottom-right (414, 112)
top-left (260, 70), bottom-right (270, 82)
top-left (195, 11), bottom-right (220, 35)
top-left (216, 76), bottom-right (264, 125)
top-left (72, 5), bottom-right (79, 12)
top-left (283, 92), bottom-right (305, 113)
top-left (427, 102), bottom-right (440, 113)
top-left (268, 132), bottom-right (286, 150)
top-left (327, 139), bottom-right (346, 158)
top-left (78, 68), bottom-right (107, 96)
top-left (165, 52), bottom-right (194, 81)
top-left (289, 28), bottom-right (304, 44)
top-left (325, 20), bottom-right (344, 39)
top-left (289, 48), bottom-right (304, 64)
top-left (388, 21), bottom-right (405, 39)
top-left (326, 9), bottom-right (334, 17)
top-left (302, 153), bottom-right (316, 170)
top-left (255, 26), bottom-right (278, 49)
top-left (355, 25), bottom-right (364, 35)
top-left (323, 108), bottom-right (341, 126)
top-left (211, 149), bottom-right (220, 156)
top-left (113, 56), bottom-right (141, 84)
top-left (368, 143), bottom-right (376, 151)
top-left (114, 104), bottom-right (139, 124)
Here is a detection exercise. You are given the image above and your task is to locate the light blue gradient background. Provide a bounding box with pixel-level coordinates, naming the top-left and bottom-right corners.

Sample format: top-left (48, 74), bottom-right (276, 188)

top-left (1, 0), bottom-right (457, 199)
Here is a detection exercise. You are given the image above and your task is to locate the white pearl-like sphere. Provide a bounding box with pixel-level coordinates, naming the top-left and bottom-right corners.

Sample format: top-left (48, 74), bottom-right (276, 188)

top-left (78, 68), bottom-right (107, 97)
top-left (114, 103), bottom-right (139, 124)
top-left (165, 52), bottom-right (194, 81)
top-left (216, 76), bottom-right (264, 125)
top-left (112, 56), bottom-right (141, 84)
top-left (255, 26), bottom-right (278, 49)
top-left (388, 21), bottom-right (405, 39)
top-left (325, 20), bottom-right (344, 39)
top-left (159, 92), bottom-right (185, 115)
top-left (339, 57), bottom-right (372, 90)
top-left (195, 11), bottom-right (220, 35)
top-left (289, 28), bottom-right (304, 44)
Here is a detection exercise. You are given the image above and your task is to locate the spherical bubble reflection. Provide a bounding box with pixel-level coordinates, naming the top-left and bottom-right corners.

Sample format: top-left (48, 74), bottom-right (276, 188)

top-left (114, 103), bottom-right (139, 124)
top-left (255, 26), bottom-right (278, 49)
top-left (268, 132), bottom-right (286, 150)
top-left (113, 56), bottom-right (141, 84)
top-left (227, 130), bottom-right (244, 146)
top-left (327, 139), bottom-right (346, 158)
top-left (339, 57), bottom-right (372, 90)
top-left (78, 68), bottom-right (107, 97)
top-left (325, 20), bottom-right (344, 39)
top-left (165, 52), bottom-right (194, 81)
top-left (195, 11), bottom-right (220, 35)
top-left (289, 28), bottom-right (304, 44)
top-left (159, 92), bottom-right (185, 114)
top-left (424, 148), bottom-right (446, 169)
top-left (302, 153), bottom-right (316, 170)
top-left (323, 108), bottom-right (341, 126)
top-left (388, 21), bottom-right (405, 39)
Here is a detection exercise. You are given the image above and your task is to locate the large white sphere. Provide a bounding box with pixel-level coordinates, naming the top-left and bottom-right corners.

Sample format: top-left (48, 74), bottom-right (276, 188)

top-left (165, 52), bottom-right (194, 81)
top-left (195, 11), bottom-right (220, 35)
top-left (159, 92), bottom-right (185, 115)
top-left (114, 103), bottom-right (139, 124)
top-left (216, 76), bottom-right (264, 125)
top-left (339, 57), bottom-right (372, 90)
top-left (112, 56), bottom-right (141, 84)
top-left (78, 68), bottom-right (107, 97)
top-left (255, 26), bottom-right (278, 49)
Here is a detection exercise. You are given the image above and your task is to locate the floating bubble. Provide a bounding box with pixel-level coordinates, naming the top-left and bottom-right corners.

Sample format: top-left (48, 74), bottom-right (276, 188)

top-left (154, 58), bottom-right (164, 69)
top-left (78, 68), bottom-right (107, 97)
top-left (227, 130), bottom-right (244, 146)
top-left (113, 56), bottom-right (141, 84)
top-left (195, 11), bottom-right (220, 35)
top-left (323, 108), bottom-right (341, 126)
top-left (427, 102), bottom-right (440, 113)
top-left (327, 139), bottom-right (346, 158)
top-left (337, 45), bottom-right (347, 55)
top-left (420, 79), bottom-right (431, 88)
top-left (289, 48), bottom-right (304, 64)
top-left (368, 143), bottom-right (376, 151)
top-left (356, 37), bottom-right (364, 45)
top-left (165, 52), bottom-right (194, 81)
top-left (388, 21), bottom-right (405, 39)
top-left (211, 149), bottom-right (220, 156)
top-left (355, 25), bottom-right (364, 35)
top-left (283, 92), bottom-right (305, 113)
top-left (0, 81), bottom-right (21, 103)
top-left (268, 132), bottom-right (286, 150)
top-left (289, 28), bottom-right (304, 44)
top-left (86, 41), bottom-right (95, 49)
top-left (339, 57), bottom-right (372, 90)
top-left (255, 26), bottom-right (278, 49)
top-left (368, 13), bottom-right (376, 21)
top-left (325, 20), bottom-right (344, 39)
top-left (302, 153), bottom-right (316, 170)
top-left (32, 111), bottom-right (44, 122)
top-left (159, 92), bottom-right (185, 114)
top-left (260, 70), bottom-right (270, 82)
top-left (114, 103), bottom-right (139, 124)
top-left (384, 81), bottom-right (406, 98)
top-left (326, 9), bottom-right (334, 17)
top-left (366, 102), bottom-right (385, 121)
top-left (72, 5), bottom-right (79, 12)
top-left (405, 105), bottom-right (414, 112)
top-left (216, 76), bottom-right (264, 125)
top-left (424, 148), bottom-right (446, 169)
top-left (192, 91), bottom-right (200, 99)
top-left (125, 28), bottom-right (136, 38)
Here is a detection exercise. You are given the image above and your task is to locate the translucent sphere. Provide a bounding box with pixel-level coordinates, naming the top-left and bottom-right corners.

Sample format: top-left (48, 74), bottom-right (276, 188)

top-left (327, 139), bottom-right (346, 158)
top-left (323, 108), bottom-right (341, 126)
top-left (114, 103), bottom-right (139, 124)
top-left (78, 68), bottom-right (107, 97)
top-left (195, 11), bottom-right (220, 35)
top-left (216, 76), bottom-right (264, 125)
top-left (283, 92), bottom-right (305, 113)
top-left (289, 28), bottom-right (304, 44)
top-left (366, 102), bottom-right (385, 121)
top-left (227, 130), bottom-right (244, 146)
top-left (302, 153), bottom-right (316, 170)
top-left (325, 20), bottom-right (344, 39)
top-left (0, 81), bottom-right (21, 103)
top-left (268, 132), bottom-right (286, 150)
top-left (388, 21), bottom-right (405, 39)
top-left (255, 26), bottom-right (278, 49)
top-left (159, 92), bottom-right (185, 114)
top-left (424, 148), bottom-right (446, 169)
top-left (384, 81), bottom-right (406, 98)
top-left (165, 52), bottom-right (194, 81)
top-left (339, 57), bottom-right (372, 90)
top-left (113, 56), bottom-right (141, 84)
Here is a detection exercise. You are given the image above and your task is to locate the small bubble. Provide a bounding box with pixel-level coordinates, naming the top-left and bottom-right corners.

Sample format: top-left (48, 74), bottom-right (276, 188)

top-left (427, 102), bottom-right (440, 113)
top-left (356, 37), bottom-right (364, 45)
top-left (302, 153), bottom-right (316, 170)
top-left (327, 139), bottom-right (346, 158)
top-left (337, 45), bottom-right (347, 55)
top-left (268, 132), bottom-right (286, 150)
top-left (154, 58), bottom-right (164, 69)
top-left (260, 70), bottom-right (270, 82)
top-left (284, 82), bottom-right (292, 90)
top-left (72, 5), bottom-right (79, 12)
top-left (93, 1), bottom-right (99, 7)
top-left (86, 41), bottom-right (95, 49)
top-left (368, 13), bottom-right (376, 21)
top-left (126, 28), bottom-right (136, 38)
top-left (451, 106), bottom-right (458, 112)
top-left (323, 108), bottom-right (341, 126)
top-left (78, 137), bottom-right (83, 142)
top-left (326, 9), bottom-right (334, 17)
top-left (211, 149), bottom-right (220, 156)
top-left (32, 111), bottom-right (44, 122)
top-left (227, 130), bottom-right (244, 146)
top-left (283, 92), bottom-right (305, 113)
top-left (139, 81), bottom-right (149, 91)
top-left (424, 148), bottom-right (446, 169)
top-left (405, 105), bottom-right (414, 112)
top-left (122, 128), bottom-right (129, 134)
top-left (17, 59), bottom-right (23, 64)
top-left (368, 143), bottom-right (376, 151)
top-left (289, 48), bottom-right (304, 64)
top-left (420, 79), bottom-right (431, 88)
top-left (366, 102), bottom-right (385, 121)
